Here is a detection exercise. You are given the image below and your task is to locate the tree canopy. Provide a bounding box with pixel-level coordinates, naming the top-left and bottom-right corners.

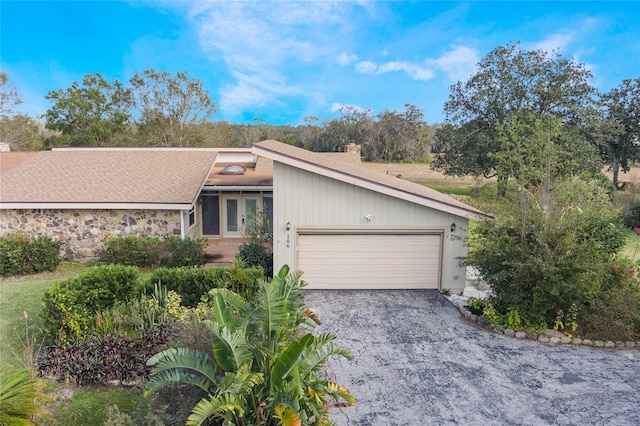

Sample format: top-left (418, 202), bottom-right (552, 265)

top-left (432, 42), bottom-right (599, 189)
top-left (596, 78), bottom-right (640, 188)
top-left (45, 73), bottom-right (132, 146)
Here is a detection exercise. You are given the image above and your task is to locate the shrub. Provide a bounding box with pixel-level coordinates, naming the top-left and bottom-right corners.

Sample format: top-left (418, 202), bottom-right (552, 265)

top-left (623, 202), bottom-right (640, 229)
top-left (42, 264), bottom-right (142, 343)
top-left (468, 178), bottom-right (627, 326)
top-left (37, 324), bottom-right (177, 386)
top-left (146, 263), bottom-right (265, 307)
top-left (103, 236), bottom-right (207, 268)
top-left (579, 258), bottom-right (640, 341)
top-left (237, 242), bottom-right (273, 277)
top-left (146, 267), bottom-right (225, 308)
top-left (97, 284), bottom-right (186, 338)
top-left (0, 233), bottom-right (61, 276)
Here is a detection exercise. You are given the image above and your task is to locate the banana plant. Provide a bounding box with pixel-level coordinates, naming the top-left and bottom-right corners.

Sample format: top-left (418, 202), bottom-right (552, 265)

top-left (145, 265), bottom-right (355, 426)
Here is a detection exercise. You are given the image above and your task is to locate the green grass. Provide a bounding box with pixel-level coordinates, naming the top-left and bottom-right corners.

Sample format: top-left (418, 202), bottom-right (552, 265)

top-left (0, 262), bottom-right (92, 368)
top-left (44, 384), bottom-right (143, 426)
top-left (0, 262), bottom-right (143, 425)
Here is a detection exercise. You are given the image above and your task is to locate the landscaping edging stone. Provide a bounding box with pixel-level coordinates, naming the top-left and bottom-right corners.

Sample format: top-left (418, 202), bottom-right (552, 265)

top-left (453, 302), bottom-right (639, 350)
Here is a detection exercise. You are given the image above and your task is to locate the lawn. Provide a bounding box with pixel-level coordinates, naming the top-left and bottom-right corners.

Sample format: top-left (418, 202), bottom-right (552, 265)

top-left (0, 262), bottom-right (144, 425)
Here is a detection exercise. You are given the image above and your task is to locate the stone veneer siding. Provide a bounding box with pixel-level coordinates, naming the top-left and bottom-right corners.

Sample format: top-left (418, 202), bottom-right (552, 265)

top-left (0, 209), bottom-right (182, 260)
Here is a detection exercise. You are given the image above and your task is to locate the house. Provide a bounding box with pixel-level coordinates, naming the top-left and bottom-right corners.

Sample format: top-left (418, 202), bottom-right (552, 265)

top-left (0, 141), bottom-right (487, 293)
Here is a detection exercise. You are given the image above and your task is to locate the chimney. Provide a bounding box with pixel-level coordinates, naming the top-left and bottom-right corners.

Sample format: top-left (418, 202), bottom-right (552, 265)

top-left (345, 141), bottom-right (361, 156)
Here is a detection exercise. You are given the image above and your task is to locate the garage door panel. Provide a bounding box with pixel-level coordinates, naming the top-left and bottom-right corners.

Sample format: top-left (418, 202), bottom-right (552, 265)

top-left (297, 233), bottom-right (441, 289)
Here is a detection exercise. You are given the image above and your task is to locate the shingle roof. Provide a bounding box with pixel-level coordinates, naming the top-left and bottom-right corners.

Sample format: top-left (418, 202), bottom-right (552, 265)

top-left (252, 140), bottom-right (488, 219)
top-left (0, 152), bottom-right (38, 175)
top-left (0, 150), bottom-right (217, 208)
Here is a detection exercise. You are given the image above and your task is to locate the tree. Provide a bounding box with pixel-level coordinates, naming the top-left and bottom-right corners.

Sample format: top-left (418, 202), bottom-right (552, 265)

top-left (145, 266), bottom-right (354, 426)
top-left (365, 104), bottom-right (429, 162)
top-left (130, 69), bottom-right (217, 146)
top-left (0, 72), bottom-right (22, 119)
top-left (0, 114), bottom-right (47, 151)
top-left (432, 43), bottom-right (598, 193)
top-left (597, 78), bottom-right (640, 188)
top-left (45, 74), bottom-right (132, 146)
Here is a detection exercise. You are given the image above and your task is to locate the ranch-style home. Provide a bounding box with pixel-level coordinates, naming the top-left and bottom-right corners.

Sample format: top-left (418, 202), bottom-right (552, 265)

top-left (0, 141), bottom-right (487, 293)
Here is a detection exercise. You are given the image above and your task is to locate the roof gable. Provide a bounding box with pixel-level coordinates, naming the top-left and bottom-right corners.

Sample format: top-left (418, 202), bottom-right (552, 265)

top-left (252, 140), bottom-right (488, 219)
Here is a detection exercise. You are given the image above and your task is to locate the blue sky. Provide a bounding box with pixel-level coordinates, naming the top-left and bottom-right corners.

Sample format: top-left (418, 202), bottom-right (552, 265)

top-left (2, 1), bottom-right (639, 125)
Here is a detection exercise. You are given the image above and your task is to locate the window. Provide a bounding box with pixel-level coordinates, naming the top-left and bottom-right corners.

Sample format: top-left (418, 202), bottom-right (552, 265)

top-left (188, 205), bottom-right (196, 228)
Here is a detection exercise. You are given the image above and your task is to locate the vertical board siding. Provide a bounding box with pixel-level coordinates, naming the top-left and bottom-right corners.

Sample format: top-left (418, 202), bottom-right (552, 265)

top-left (273, 162), bottom-right (468, 292)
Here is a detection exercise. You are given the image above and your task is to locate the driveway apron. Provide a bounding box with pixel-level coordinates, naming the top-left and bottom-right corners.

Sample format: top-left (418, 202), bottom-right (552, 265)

top-left (303, 290), bottom-right (640, 426)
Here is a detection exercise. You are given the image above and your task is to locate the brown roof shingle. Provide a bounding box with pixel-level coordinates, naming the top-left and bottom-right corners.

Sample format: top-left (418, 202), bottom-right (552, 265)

top-left (0, 150), bottom-right (217, 206)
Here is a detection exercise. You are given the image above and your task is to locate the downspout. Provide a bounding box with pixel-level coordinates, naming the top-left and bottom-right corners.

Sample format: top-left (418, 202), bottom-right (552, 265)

top-left (180, 210), bottom-right (185, 240)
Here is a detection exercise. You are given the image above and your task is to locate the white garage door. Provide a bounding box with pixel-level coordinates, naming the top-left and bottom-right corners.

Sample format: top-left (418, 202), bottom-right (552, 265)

top-left (297, 233), bottom-right (442, 289)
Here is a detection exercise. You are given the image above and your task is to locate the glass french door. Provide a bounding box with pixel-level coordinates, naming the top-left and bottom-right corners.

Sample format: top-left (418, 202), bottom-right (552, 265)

top-left (223, 196), bottom-right (259, 237)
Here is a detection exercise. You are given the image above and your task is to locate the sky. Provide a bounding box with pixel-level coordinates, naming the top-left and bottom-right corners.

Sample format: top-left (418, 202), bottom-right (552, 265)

top-left (1, 1), bottom-right (639, 126)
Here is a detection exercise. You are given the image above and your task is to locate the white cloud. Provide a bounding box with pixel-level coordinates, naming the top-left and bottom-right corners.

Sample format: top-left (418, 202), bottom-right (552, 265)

top-left (337, 52), bottom-right (358, 66)
top-left (531, 31), bottom-right (574, 54)
top-left (354, 60), bottom-right (434, 81)
top-left (430, 46), bottom-right (480, 82)
top-left (181, 1), bottom-right (360, 115)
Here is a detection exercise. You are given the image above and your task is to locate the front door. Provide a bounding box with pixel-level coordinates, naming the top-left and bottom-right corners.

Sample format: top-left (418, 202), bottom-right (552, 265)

top-left (223, 196), bottom-right (259, 237)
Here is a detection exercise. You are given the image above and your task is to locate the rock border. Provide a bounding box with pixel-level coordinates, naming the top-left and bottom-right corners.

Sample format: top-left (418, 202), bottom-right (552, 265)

top-left (453, 302), bottom-right (639, 350)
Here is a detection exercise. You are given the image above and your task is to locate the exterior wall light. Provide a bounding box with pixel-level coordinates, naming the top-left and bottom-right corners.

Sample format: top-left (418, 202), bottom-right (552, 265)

top-left (450, 223), bottom-right (457, 232)
top-left (286, 221), bottom-right (291, 231)
top-left (365, 214), bottom-right (374, 222)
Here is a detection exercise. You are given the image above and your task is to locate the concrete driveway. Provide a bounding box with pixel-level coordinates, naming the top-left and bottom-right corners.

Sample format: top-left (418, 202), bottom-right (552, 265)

top-left (303, 290), bottom-right (640, 426)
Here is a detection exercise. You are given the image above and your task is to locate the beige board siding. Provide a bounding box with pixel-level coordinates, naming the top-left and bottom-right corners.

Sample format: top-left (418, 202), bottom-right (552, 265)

top-left (273, 162), bottom-right (468, 292)
top-left (297, 233), bottom-right (441, 289)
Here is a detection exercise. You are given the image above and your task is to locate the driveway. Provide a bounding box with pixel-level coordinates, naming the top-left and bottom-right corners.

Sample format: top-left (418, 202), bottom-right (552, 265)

top-left (302, 290), bottom-right (640, 425)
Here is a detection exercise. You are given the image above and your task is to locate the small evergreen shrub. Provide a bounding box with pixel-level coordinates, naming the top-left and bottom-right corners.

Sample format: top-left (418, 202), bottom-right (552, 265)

top-left (103, 236), bottom-right (206, 268)
top-left (0, 233), bottom-right (61, 276)
top-left (237, 242), bottom-right (273, 277)
top-left (146, 267), bottom-right (225, 308)
top-left (42, 264), bottom-right (142, 343)
top-left (146, 263), bottom-right (264, 307)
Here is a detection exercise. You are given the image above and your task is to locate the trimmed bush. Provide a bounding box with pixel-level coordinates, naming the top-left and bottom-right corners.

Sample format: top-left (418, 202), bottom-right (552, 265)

top-left (0, 233), bottom-right (61, 276)
top-left (42, 264), bottom-right (142, 344)
top-left (237, 242), bottom-right (273, 277)
top-left (146, 263), bottom-right (264, 307)
top-left (103, 236), bottom-right (206, 268)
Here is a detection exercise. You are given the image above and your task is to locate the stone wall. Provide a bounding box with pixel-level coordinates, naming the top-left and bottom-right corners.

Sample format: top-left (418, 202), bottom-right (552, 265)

top-left (0, 209), bottom-right (182, 260)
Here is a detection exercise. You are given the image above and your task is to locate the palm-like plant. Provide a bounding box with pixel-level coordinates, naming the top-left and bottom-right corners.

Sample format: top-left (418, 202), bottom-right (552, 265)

top-left (0, 367), bottom-right (51, 426)
top-left (145, 265), bottom-right (355, 426)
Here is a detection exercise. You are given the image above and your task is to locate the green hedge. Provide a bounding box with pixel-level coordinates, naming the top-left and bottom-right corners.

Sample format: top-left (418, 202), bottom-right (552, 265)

top-left (0, 233), bottom-right (61, 276)
top-left (42, 264), bottom-right (142, 344)
top-left (237, 242), bottom-right (273, 277)
top-left (103, 236), bottom-right (207, 268)
top-left (146, 263), bottom-right (265, 307)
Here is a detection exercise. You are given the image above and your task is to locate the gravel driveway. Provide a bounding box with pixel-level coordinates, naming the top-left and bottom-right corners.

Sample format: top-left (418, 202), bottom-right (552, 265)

top-left (303, 290), bottom-right (640, 425)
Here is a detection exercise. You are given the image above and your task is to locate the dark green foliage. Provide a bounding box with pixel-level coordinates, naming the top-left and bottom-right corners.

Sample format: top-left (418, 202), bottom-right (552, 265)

top-left (146, 267), bottom-right (225, 308)
top-left (103, 236), bottom-right (206, 268)
top-left (37, 324), bottom-right (177, 386)
top-left (237, 242), bottom-right (273, 277)
top-left (468, 178), bottom-right (627, 326)
top-left (623, 202), bottom-right (640, 229)
top-left (42, 264), bottom-right (142, 343)
top-left (0, 233), bottom-right (61, 276)
top-left (146, 264), bottom-right (264, 307)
